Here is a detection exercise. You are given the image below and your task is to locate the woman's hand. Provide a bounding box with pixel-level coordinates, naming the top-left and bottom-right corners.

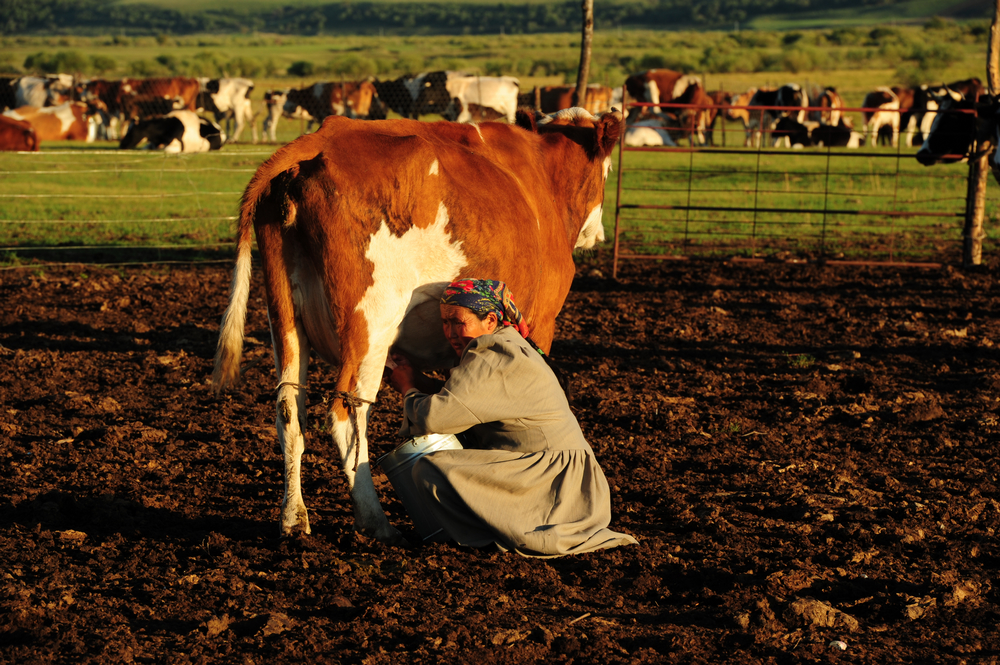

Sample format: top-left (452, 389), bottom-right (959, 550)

top-left (386, 353), bottom-right (416, 394)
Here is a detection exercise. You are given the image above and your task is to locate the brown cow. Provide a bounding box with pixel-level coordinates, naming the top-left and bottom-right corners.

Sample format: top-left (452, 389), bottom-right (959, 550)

top-left (121, 77), bottom-right (200, 112)
top-left (534, 84), bottom-right (615, 116)
top-left (3, 102), bottom-right (95, 142)
top-left (82, 78), bottom-right (128, 139)
top-left (213, 107), bottom-right (623, 542)
top-left (0, 115), bottom-right (39, 151)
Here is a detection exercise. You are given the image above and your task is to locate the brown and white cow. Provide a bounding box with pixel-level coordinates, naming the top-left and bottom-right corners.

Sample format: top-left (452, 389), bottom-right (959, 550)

top-left (121, 77), bottom-right (200, 114)
top-left (213, 107), bottom-right (623, 542)
top-left (624, 69), bottom-right (701, 113)
top-left (3, 102), bottom-right (96, 142)
top-left (862, 87), bottom-right (901, 147)
top-left (809, 87), bottom-right (843, 127)
top-left (0, 115), bottom-right (39, 151)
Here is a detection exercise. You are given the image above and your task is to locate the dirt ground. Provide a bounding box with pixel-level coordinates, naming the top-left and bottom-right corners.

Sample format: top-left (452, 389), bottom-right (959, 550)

top-left (1, 256), bottom-right (999, 664)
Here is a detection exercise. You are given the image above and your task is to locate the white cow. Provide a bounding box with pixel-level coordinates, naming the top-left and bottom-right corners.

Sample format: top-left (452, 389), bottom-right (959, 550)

top-left (624, 118), bottom-right (678, 147)
top-left (14, 75), bottom-right (74, 108)
top-left (443, 74), bottom-right (520, 123)
top-left (198, 77), bottom-right (257, 144)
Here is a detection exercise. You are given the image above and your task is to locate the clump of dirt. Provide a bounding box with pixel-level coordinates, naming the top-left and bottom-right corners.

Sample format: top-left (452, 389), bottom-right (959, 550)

top-left (1, 258), bottom-right (998, 663)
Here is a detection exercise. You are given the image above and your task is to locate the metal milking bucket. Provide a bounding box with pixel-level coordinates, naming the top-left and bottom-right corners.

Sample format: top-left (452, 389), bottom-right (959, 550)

top-left (376, 433), bottom-right (464, 541)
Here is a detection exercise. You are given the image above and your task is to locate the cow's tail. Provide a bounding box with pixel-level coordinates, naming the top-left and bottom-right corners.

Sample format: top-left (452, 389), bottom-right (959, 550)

top-left (212, 131), bottom-right (328, 392)
top-left (213, 219), bottom-right (254, 392)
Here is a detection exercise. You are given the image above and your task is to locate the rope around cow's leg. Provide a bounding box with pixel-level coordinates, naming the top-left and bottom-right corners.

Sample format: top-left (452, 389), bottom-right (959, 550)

top-left (274, 384), bottom-right (374, 472)
top-left (332, 390), bottom-right (375, 472)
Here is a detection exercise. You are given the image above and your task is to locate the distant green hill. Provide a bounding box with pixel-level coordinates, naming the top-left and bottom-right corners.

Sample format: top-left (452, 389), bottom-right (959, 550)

top-left (0, 0), bottom-right (990, 36)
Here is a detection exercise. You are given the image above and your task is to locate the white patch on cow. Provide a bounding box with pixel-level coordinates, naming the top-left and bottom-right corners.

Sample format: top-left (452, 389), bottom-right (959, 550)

top-left (5, 110), bottom-right (25, 121)
top-left (86, 114), bottom-right (98, 143)
top-left (672, 75), bottom-right (701, 100)
top-left (646, 80), bottom-right (661, 111)
top-left (428, 159), bottom-right (439, 175)
top-left (403, 74), bottom-right (426, 101)
top-left (473, 124), bottom-right (484, 141)
top-left (575, 203), bottom-right (605, 249)
top-left (355, 201), bottom-right (468, 394)
top-left (603, 156), bottom-right (612, 179)
top-left (39, 103), bottom-right (78, 135)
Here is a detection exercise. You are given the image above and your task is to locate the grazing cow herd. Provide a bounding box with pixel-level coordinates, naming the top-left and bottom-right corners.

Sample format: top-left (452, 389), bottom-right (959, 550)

top-left (618, 68), bottom-right (989, 160)
top-left (0, 68), bottom-right (993, 175)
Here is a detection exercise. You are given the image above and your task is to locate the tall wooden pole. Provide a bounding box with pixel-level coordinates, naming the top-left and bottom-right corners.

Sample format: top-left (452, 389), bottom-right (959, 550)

top-left (964, 0), bottom-right (1000, 266)
top-left (572, 0), bottom-right (594, 109)
top-left (990, 0), bottom-right (1000, 96)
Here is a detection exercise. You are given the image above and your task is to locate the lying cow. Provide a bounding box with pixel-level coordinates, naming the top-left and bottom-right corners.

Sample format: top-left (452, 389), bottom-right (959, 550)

top-left (772, 117), bottom-right (812, 148)
top-left (3, 102), bottom-right (97, 142)
top-left (213, 107), bottom-right (623, 542)
top-left (0, 115), bottom-right (39, 151)
top-left (811, 118), bottom-right (864, 148)
top-left (118, 110), bottom-right (225, 153)
top-left (624, 121), bottom-right (678, 147)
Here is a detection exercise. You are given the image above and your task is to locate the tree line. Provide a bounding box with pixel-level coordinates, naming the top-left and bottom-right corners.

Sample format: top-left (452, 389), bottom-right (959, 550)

top-left (1, 0), bottom-right (989, 37)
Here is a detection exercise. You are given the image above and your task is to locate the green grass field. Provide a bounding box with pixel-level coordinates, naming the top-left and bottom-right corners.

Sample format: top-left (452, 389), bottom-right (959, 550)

top-left (611, 141), bottom-right (993, 262)
top-left (1, 133), bottom-right (993, 267)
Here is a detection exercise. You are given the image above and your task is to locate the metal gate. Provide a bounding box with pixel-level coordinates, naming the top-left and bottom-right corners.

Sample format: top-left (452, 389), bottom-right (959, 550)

top-left (611, 100), bottom-right (992, 276)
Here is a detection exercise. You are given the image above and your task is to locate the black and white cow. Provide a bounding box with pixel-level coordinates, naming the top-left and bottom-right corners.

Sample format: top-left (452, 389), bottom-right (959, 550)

top-left (772, 116), bottom-right (811, 148)
top-left (811, 118), bottom-right (864, 148)
top-left (197, 77), bottom-right (256, 144)
top-left (915, 90), bottom-right (998, 170)
top-left (745, 84), bottom-right (808, 147)
top-left (119, 110), bottom-right (225, 153)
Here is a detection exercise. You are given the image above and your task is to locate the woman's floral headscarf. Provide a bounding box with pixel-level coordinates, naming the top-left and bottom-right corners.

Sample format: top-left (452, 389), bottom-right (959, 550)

top-left (440, 278), bottom-right (531, 339)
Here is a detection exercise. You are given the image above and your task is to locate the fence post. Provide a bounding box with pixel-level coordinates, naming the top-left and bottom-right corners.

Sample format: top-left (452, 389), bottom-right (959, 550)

top-left (963, 152), bottom-right (989, 267)
top-left (612, 84), bottom-right (627, 279)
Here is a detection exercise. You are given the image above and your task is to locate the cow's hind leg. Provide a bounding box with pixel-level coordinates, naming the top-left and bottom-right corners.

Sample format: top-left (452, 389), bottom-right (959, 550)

top-left (274, 318), bottom-right (312, 536)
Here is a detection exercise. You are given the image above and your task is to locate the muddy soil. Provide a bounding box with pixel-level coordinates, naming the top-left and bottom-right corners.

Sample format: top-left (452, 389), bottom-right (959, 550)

top-left (1, 257), bottom-right (999, 664)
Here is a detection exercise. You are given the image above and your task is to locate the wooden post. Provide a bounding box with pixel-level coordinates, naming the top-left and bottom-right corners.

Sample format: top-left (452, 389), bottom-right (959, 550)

top-left (990, 0), bottom-right (1000, 95)
top-left (572, 0), bottom-right (594, 108)
top-left (964, 151), bottom-right (989, 267)
top-left (965, 0), bottom-right (1000, 266)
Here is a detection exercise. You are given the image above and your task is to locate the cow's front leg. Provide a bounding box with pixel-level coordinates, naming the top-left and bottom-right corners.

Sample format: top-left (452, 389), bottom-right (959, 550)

top-left (330, 340), bottom-right (402, 544)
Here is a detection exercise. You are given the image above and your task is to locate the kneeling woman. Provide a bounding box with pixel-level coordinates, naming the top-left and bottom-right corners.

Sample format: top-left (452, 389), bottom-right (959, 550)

top-left (387, 279), bottom-right (637, 557)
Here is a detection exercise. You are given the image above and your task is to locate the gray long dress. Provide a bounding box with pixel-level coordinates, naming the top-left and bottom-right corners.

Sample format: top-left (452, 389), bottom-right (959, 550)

top-left (402, 325), bottom-right (638, 557)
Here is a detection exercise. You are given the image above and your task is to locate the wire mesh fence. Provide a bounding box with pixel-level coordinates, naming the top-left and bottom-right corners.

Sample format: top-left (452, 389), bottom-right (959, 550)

top-left (612, 100), bottom-right (998, 274)
top-left (4, 74), bottom-right (997, 273)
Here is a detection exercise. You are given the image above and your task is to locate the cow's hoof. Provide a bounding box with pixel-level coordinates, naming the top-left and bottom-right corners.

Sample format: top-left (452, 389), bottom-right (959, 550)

top-left (357, 524), bottom-right (404, 546)
top-left (280, 507), bottom-right (311, 537)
